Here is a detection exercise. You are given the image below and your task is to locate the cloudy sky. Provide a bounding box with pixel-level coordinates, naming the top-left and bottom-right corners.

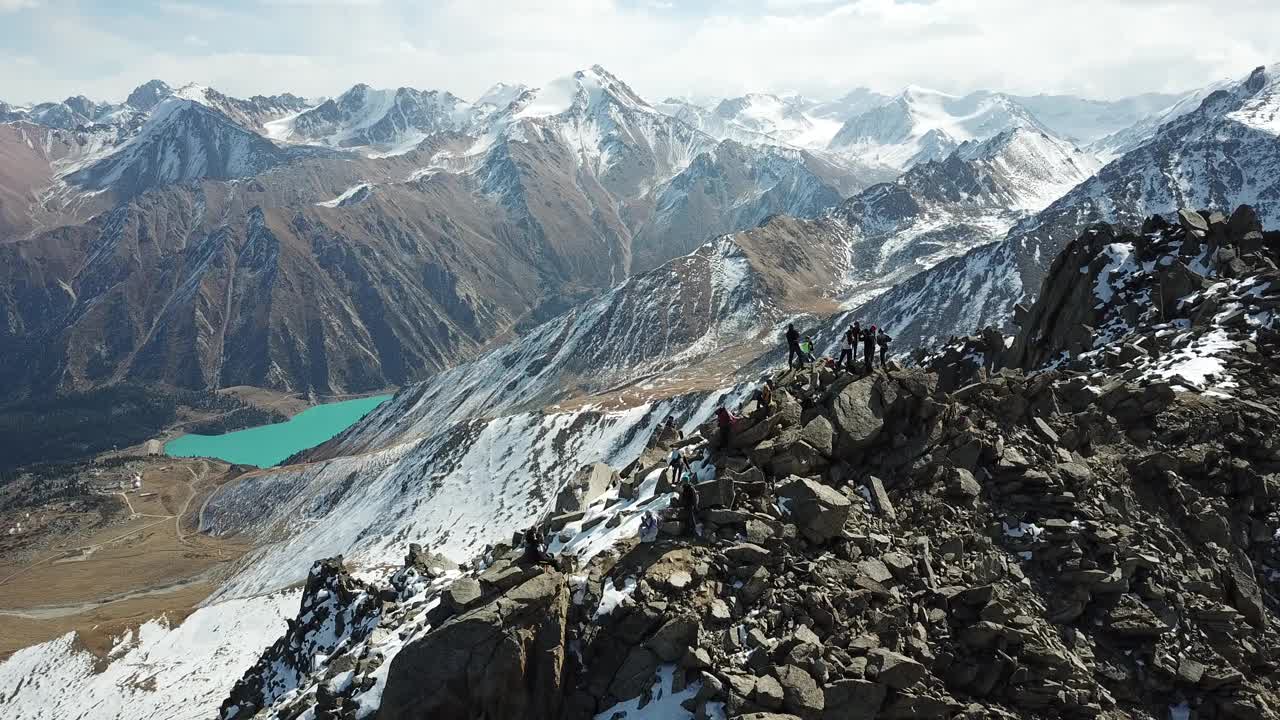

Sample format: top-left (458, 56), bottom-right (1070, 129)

top-left (2, 0), bottom-right (1277, 105)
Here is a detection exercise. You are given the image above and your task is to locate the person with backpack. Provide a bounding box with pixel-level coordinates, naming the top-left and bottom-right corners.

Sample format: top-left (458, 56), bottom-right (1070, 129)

top-left (679, 479), bottom-right (701, 537)
top-left (798, 336), bottom-right (816, 367)
top-left (862, 325), bottom-right (877, 375)
top-left (664, 415), bottom-right (682, 438)
top-left (838, 325), bottom-right (856, 371)
top-left (714, 406), bottom-right (738, 446)
top-left (751, 378), bottom-right (773, 414)
top-left (785, 323), bottom-right (801, 368)
top-left (667, 447), bottom-right (687, 483)
top-left (877, 327), bottom-right (893, 369)
top-left (639, 511), bottom-right (659, 542)
top-left (522, 525), bottom-right (551, 565)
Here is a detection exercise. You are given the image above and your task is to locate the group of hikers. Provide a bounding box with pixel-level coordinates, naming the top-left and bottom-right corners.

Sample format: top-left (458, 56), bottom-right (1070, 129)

top-left (519, 321), bottom-right (897, 560)
top-left (785, 321), bottom-right (892, 375)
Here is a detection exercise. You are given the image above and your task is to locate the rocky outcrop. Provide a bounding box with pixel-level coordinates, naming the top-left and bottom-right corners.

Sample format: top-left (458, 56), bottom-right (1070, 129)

top-left (220, 557), bottom-right (382, 720)
top-left (1005, 206), bottom-right (1280, 372)
top-left (378, 569), bottom-right (571, 720)
top-left (555, 463), bottom-right (620, 514)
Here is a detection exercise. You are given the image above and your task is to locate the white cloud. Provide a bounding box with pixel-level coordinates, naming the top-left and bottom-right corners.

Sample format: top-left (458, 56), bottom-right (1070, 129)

top-left (261, 0), bottom-right (385, 5)
top-left (158, 1), bottom-right (234, 20)
top-left (0, 0), bottom-right (40, 11)
top-left (1, 0), bottom-right (1278, 104)
top-left (184, 34), bottom-right (209, 47)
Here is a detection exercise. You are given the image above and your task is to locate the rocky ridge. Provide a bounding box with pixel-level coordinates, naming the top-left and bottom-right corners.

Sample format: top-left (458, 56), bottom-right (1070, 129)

top-left (218, 212), bottom-right (1280, 720)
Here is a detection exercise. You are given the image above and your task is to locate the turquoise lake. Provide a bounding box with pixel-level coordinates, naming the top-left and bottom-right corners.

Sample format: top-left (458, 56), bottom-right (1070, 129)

top-left (164, 394), bottom-right (392, 468)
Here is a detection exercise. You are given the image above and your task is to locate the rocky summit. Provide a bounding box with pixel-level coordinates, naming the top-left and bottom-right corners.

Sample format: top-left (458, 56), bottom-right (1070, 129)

top-left (212, 206), bottom-right (1280, 720)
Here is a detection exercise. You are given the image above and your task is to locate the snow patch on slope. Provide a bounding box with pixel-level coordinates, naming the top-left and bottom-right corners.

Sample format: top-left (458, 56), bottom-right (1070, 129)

top-left (0, 592), bottom-right (297, 720)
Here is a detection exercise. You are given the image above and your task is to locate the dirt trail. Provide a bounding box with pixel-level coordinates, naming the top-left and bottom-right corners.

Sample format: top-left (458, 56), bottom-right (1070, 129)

top-left (0, 570), bottom-right (216, 619)
top-left (175, 462), bottom-right (205, 543)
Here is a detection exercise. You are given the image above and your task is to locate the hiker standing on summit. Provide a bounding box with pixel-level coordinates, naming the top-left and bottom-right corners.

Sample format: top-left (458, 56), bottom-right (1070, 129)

top-left (862, 325), bottom-right (877, 374)
top-left (838, 323), bottom-right (859, 371)
top-left (679, 479), bottom-right (701, 537)
top-left (785, 323), bottom-right (801, 368)
top-left (877, 327), bottom-right (893, 369)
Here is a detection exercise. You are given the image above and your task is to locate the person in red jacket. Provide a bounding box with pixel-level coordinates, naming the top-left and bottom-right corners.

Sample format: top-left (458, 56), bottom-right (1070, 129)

top-left (715, 406), bottom-right (738, 446)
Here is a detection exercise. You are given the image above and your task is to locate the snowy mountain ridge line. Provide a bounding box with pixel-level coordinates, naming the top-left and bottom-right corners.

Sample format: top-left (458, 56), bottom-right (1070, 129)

top-left (4, 68), bottom-right (1220, 173)
top-left (848, 62), bottom-right (1280, 355)
top-left (825, 85), bottom-right (1060, 170)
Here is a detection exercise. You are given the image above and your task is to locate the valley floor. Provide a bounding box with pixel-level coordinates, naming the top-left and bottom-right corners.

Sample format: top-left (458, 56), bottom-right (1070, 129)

top-left (0, 457), bottom-right (252, 659)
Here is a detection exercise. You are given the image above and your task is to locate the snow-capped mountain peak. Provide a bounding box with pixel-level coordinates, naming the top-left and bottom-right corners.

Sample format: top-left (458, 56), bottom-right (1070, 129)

top-left (278, 83), bottom-right (473, 155)
top-left (65, 97), bottom-right (293, 197)
top-left (828, 87), bottom-right (1051, 170)
top-left (126, 79), bottom-right (174, 111)
top-left (512, 64), bottom-right (652, 120)
top-left (172, 83), bottom-right (214, 104)
top-left (952, 125), bottom-right (1101, 209)
top-left (1225, 63), bottom-right (1280, 136)
top-left (474, 81), bottom-right (529, 110)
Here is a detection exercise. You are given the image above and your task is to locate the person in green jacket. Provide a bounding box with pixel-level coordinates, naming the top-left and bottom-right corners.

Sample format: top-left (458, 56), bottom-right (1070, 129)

top-left (798, 336), bottom-right (815, 367)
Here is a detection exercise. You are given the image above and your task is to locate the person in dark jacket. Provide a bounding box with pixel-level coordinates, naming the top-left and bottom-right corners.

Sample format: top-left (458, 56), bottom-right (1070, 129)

top-left (877, 328), bottom-right (893, 368)
top-left (522, 526), bottom-right (551, 564)
top-left (785, 323), bottom-right (801, 368)
top-left (679, 480), bottom-right (701, 536)
top-left (862, 325), bottom-right (877, 374)
top-left (751, 379), bottom-right (773, 414)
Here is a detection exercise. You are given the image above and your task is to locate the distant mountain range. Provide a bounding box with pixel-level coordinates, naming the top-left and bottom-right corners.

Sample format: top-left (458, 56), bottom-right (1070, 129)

top-left (0, 67), bottom-right (881, 398)
top-left (0, 65), bottom-right (1235, 400)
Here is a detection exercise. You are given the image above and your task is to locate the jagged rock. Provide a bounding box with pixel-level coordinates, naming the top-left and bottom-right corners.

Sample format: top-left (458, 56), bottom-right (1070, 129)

top-left (444, 577), bottom-right (483, 613)
top-left (770, 441), bottom-right (830, 477)
top-left (776, 664), bottom-right (824, 719)
top-left (881, 551), bottom-right (915, 581)
top-left (1180, 208), bottom-right (1209, 238)
top-left (378, 571), bottom-right (569, 720)
top-left (755, 674), bottom-right (786, 710)
top-left (724, 543), bottom-right (771, 566)
top-left (868, 648), bottom-right (926, 689)
top-left (945, 467), bottom-right (981, 500)
top-left (221, 557), bottom-right (381, 720)
top-left (404, 542), bottom-right (456, 576)
top-left (798, 416), bottom-right (835, 458)
top-left (1031, 417), bottom-right (1060, 445)
top-left (821, 679), bottom-right (885, 720)
top-left (695, 474), bottom-right (735, 509)
top-left (864, 476), bottom-right (896, 520)
top-left (830, 380), bottom-right (885, 450)
top-left (682, 647), bottom-right (712, 669)
top-left (555, 463), bottom-right (618, 513)
top-left (610, 646), bottom-right (662, 699)
top-left (776, 477), bottom-right (851, 544)
top-left (1226, 559), bottom-right (1267, 629)
top-left (858, 557), bottom-right (893, 584)
top-left (645, 615), bottom-right (699, 662)
top-left (1229, 204), bottom-right (1263, 241)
